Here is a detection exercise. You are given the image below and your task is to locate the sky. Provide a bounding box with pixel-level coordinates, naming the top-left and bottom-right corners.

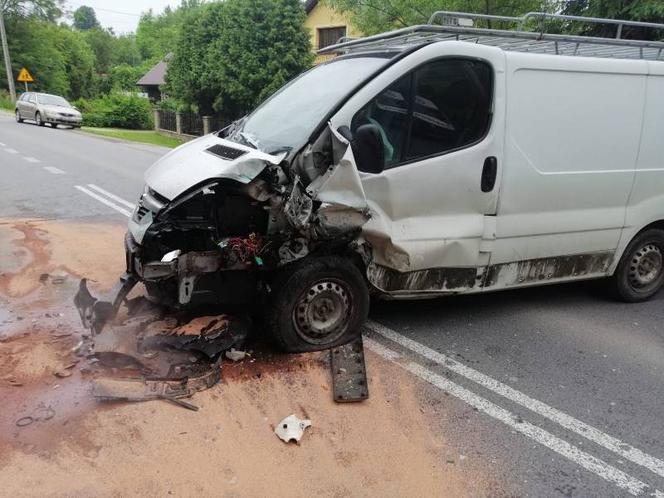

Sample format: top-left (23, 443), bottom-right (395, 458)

top-left (63, 0), bottom-right (181, 33)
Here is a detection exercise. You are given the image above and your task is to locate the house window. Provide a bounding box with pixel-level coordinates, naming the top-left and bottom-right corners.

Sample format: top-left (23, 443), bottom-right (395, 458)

top-left (318, 26), bottom-right (347, 50)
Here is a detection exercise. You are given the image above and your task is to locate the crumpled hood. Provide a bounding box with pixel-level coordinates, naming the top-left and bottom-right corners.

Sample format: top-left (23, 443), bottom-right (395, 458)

top-left (144, 134), bottom-right (284, 201)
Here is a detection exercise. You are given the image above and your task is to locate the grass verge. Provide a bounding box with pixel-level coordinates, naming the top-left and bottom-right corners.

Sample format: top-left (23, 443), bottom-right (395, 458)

top-left (81, 127), bottom-right (185, 148)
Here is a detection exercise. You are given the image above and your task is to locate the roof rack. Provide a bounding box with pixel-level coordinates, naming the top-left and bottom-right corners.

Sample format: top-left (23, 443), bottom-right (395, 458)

top-left (319, 11), bottom-right (664, 61)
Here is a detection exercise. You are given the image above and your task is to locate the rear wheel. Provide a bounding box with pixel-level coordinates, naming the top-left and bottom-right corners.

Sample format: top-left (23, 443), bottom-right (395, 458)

top-left (266, 256), bottom-right (369, 352)
top-left (611, 229), bottom-right (664, 302)
top-left (35, 112), bottom-right (44, 127)
top-left (15, 110), bottom-right (23, 123)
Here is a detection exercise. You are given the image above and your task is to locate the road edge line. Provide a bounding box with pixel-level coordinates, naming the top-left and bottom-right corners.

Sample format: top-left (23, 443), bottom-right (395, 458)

top-left (365, 320), bottom-right (664, 480)
top-left (364, 337), bottom-right (660, 497)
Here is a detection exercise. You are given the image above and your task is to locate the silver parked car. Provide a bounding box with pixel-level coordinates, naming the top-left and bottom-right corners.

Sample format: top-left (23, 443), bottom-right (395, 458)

top-left (15, 92), bottom-right (82, 128)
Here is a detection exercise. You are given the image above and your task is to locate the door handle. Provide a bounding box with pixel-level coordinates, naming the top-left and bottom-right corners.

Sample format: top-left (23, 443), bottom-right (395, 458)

top-left (481, 156), bottom-right (497, 193)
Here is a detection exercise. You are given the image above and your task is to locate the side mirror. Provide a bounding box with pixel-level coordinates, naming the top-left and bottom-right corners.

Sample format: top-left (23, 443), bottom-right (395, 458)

top-left (352, 124), bottom-right (385, 174)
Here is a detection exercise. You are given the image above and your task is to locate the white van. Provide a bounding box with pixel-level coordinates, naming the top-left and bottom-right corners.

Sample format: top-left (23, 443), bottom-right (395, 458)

top-left (76, 12), bottom-right (664, 352)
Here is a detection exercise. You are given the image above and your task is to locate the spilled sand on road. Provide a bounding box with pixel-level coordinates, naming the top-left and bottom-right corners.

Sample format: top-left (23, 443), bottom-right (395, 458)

top-left (0, 218), bottom-right (488, 497)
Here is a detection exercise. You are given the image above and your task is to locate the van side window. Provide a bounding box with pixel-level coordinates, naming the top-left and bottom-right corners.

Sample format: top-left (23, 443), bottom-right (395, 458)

top-left (407, 59), bottom-right (492, 160)
top-left (351, 58), bottom-right (493, 168)
top-left (351, 75), bottom-right (411, 167)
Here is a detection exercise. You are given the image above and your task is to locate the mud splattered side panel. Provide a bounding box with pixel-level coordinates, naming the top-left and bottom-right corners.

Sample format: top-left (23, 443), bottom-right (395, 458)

top-left (367, 262), bottom-right (478, 293)
top-left (483, 252), bottom-right (614, 290)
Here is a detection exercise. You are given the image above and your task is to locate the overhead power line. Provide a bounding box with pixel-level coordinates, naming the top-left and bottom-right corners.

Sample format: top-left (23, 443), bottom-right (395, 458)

top-left (66, 1), bottom-right (142, 17)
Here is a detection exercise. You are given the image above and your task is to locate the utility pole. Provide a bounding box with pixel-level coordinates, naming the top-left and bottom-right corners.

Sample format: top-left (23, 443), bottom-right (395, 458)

top-left (0, 9), bottom-right (16, 103)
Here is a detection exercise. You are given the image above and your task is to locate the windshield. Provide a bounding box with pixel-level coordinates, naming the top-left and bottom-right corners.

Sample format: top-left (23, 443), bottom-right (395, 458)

top-left (37, 94), bottom-right (71, 107)
top-left (228, 56), bottom-right (391, 154)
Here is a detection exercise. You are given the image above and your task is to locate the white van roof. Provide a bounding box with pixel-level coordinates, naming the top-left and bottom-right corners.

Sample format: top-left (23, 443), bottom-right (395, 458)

top-left (321, 11), bottom-right (664, 62)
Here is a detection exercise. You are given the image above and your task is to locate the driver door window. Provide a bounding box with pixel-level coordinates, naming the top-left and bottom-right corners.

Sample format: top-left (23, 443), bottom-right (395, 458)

top-left (351, 75), bottom-right (410, 167)
top-left (351, 58), bottom-right (493, 169)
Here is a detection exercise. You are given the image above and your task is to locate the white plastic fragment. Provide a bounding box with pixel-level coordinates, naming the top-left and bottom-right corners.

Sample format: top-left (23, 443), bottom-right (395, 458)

top-left (225, 348), bottom-right (247, 362)
top-left (274, 414), bottom-right (312, 443)
top-left (161, 249), bottom-right (181, 263)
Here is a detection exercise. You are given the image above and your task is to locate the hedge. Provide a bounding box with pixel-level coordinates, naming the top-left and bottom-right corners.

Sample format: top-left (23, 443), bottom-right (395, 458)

top-left (74, 93), bottom-right (153, 129)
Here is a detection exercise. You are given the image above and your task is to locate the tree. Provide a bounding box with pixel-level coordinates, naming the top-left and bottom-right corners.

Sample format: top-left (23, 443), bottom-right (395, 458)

top-left (167, 0), bottom-right (313, 117)
top-left (0, 0), bottom-right (63, 21)
top-left (113, 34), bottom-right (140, 66)
top-left (83, 28), bottom-right (115, 73)
top-left (562, 1), bottom-right (664, 39)
top-left (1, 16), bottom-right (67, 94)
top-left (73, 5), bottom-right (99, 30)
top-left (135, 1), bottom-right (201, 61)
top-left (55, 26), bottom-right (97, 98)
top-left (323, 0), bottom-right (561, 35)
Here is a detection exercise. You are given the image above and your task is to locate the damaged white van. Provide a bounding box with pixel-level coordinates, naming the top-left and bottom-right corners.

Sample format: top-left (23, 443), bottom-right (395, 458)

top-left (77, 12), bottom-right (664, 352)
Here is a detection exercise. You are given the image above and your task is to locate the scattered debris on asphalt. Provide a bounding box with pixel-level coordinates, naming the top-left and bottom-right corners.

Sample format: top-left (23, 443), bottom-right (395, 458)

top-left (71, 277), bottom-right (371, 406)
top-left (274, 414), bottom-right (312, 443)
top-left (225, 348), bottom-right (248, 362)
top-left (15, 404), bottom-right (56, 427)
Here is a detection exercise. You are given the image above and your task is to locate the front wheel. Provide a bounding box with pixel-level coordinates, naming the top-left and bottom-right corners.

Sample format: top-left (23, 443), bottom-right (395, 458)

top-left (266, 256), bottom-right (370, 353)
top-left (15, 110), bottom-right (23, 123)
top-left (35, 112), bottom-right (44, 126)
top-left (611, 229), bottom-right (664, 302)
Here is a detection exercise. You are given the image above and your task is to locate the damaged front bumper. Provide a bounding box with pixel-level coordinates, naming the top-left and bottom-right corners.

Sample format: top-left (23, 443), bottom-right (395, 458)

top-left (74, 272), bottom-right (138, 334)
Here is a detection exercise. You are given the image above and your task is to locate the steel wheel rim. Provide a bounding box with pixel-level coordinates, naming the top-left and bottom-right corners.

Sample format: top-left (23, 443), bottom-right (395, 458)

top-left (292, 278), bottom-right (352, 345)
top-left (628, 243), bottom-right (663, 289)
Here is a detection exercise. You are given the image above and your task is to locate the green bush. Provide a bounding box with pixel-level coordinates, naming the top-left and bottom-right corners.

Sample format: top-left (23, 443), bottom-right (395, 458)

top-left (74, 93), bottom-right (153, 129)
top-left (0, 90), bottom-right (14, 111)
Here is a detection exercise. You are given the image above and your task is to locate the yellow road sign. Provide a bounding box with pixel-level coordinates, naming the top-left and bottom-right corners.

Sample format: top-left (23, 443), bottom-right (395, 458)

top-left (17, 67), bottom-right (33, 83)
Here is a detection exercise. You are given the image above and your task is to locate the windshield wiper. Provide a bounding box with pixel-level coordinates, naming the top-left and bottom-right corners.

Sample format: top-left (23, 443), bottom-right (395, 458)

top-left (238, 132), bottom-right (260, 150)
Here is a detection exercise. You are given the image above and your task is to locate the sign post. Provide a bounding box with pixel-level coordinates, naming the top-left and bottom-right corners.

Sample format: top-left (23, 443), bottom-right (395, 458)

top-left (17, 67), bottom-right (34, 92)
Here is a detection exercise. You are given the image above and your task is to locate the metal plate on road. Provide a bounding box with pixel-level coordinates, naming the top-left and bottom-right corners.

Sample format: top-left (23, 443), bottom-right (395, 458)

top-left (330, 337), bottom-right (369, 402)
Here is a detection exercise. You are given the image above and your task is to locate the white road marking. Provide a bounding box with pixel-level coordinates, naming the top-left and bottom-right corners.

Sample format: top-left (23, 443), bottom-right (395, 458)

top-left (364, 337), bottom-right (661, 497)
top-left (87, 184), bottom-right (135, 209)
top-left (43, 166), bottom-right (65, 175)
top-left (74, 185), bottom-right (132, 217)
top-left (23, 156), bottom-right (40, 163)
top-left (366, 320), bottom-right (664, 481)
top-left (4, 148), bottom-right (18, 154)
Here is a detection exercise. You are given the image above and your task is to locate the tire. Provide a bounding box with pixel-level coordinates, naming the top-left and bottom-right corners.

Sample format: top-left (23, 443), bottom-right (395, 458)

top-left (266, 256), bottom-right (370, 353)
top-left (15, 110), bottom-right (23, 123)
top-left (611, 228), bottom-right (664, 302)
top-left (35, 112), bottom-right (44, 126)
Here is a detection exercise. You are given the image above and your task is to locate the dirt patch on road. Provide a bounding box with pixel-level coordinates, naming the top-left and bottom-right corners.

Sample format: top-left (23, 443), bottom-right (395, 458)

top-left (0, 218), bottom-right (486, 497)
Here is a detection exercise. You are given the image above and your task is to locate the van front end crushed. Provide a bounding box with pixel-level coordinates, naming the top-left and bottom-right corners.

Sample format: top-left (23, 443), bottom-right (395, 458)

top-left (74, 127), bottom-right (373, 337)
top-left (71, 128), bottom-right (376, 404)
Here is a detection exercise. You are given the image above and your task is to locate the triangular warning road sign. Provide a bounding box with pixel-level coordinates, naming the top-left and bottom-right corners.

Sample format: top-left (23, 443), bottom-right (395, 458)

top-left (17, 68), bottom-right (34, 83)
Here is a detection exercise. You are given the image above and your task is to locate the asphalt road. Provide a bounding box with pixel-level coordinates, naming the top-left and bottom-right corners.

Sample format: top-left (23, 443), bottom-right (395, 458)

top-left (1, 112), bottom-right (663, 497)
